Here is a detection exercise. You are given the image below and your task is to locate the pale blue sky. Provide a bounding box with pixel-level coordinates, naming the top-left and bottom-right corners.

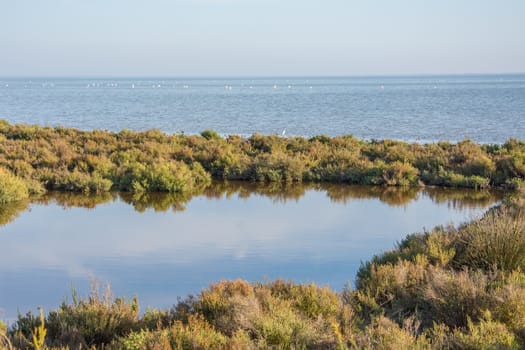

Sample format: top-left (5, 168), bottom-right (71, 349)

top-left (1, 0), bottom-right (524, 77)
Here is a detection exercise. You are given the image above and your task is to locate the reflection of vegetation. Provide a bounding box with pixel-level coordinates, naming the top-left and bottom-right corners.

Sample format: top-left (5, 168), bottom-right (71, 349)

top-left (424, 187), bottom-right (505, 210)
top-left (7, 198), bottom-right (525, 349)
top-left (0, 182), bottom-right (506, 228)
top-left (0, 199), bottom-right (29, 226)
top-left (322, 184), bottom-right (420, 206)
top-left (34, 192), bottom-right (116, 209)
top-left (0, 120), bottom-right (523, 201)
top-left (205, 181), bottom-right (308, 203)
top-left (119, 192), bottom-right (189, 213)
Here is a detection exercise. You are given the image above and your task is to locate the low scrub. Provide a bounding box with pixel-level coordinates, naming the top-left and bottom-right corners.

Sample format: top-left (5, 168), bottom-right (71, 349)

top-left (0, 121), bottom-right (523, 197)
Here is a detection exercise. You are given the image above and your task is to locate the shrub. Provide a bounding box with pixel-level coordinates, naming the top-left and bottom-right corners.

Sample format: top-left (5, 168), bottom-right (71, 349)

top-left (47, 170), bottom-right (113, 193)
top-left (454, 207), bottom-right (525, 271)
top-left (491, 275), bottom-right (525, 341)
top-left (357, 316), bottom-right (429, 350)
top-left (119, 329), bottom-right (149, 350)
top-left (268, 280), bottom-right (341, 320)
top-left (354, 256), bottom-right (429, 322)
top-left (44, 283), bottom-right (140, 348)
top-left (250, 295), bottom-right (334, 349)
top-left (422, 268), bottom-right (490, 328)
top-left (168, 315), bottom-right (228, 350)
top-left (382, 161), bottom-right (420, 186)
top-left (193, 279), bottom-right (257, 335)
top-left (506, 178), bottom-right (525, 191)
top-left (191, 280), bottom-right (342, 348)
top-left (451, 311), bottom-right (520, 350)
top-left (200, 130), bottom-right (222, 140)
top-left (0, 168), bottom-right (29, 204)
top-left (116, 329), bottom-right (172, 350)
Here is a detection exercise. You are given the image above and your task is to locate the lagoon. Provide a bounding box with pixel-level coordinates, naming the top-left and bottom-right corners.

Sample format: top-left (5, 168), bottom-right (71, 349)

top-left (0, 183), bottom-right (503, 323)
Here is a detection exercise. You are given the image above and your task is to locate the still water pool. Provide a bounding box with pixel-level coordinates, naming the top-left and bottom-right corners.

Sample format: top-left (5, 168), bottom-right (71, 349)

top-left (0, 183), bottom-right (503, 322)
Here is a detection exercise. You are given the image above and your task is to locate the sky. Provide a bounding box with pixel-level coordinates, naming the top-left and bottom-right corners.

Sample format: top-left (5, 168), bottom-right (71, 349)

top-left (1, 0), bottom-right (524, 77)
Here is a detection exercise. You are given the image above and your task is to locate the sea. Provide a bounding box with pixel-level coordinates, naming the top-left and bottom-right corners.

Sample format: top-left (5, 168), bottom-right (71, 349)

top-left (0, 74), bottom-right (524, 143)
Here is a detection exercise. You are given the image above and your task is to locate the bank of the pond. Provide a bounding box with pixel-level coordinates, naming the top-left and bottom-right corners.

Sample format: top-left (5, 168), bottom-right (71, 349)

top-left (0, 120), bottom-right (524, 204)
top-left (2, 196), bottom-right (524, 350)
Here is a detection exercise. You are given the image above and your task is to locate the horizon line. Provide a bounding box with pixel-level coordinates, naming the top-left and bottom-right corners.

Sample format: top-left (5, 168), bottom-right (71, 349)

top-left (1, 72), bottom-right (525, 80)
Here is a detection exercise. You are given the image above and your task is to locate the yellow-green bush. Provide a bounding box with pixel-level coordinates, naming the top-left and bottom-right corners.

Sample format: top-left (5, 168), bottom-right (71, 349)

top-left (0, 168), bottom-right (29, 204)
top-left (451, 311), bottom-right (520, 350)
top-left (39, 284), bottom-right (139, 348)
top-left (357, 316), bottom-right (430, 350)
top-left (454, 207), bottom-right (525, 271)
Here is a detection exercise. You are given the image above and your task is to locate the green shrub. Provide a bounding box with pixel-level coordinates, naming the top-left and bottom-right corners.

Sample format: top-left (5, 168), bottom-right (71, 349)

top-left (506, 178), bottom-right (525, 191)
top-left (490, 274), bottom-right (525, 341)
top-left (169, 315), bottom-right (228, 350)
top-left (44, 284), bottom-right (140, 348)
top-left (357, 316), bottom-right (429, 350)
top-left (251, 295), bottom-right (334, 349)
top-left (454, 207), bottom-right (525, 271)
top-left (119, 329), bottom-right (149, 350)
top-left (192, 279), bottom-right (342, 348)
top-left (382, 161), bottom-right (420, 186)
top-left (47, 170), bottom-right (113, 193)
top-left (116, 161), bottom-right (210, 193)
top-left (200, 130), bottom-right (222, 140)
top-left (268, 280), bottom-right (341, 320)
top-left (451, 311), bottom-right (520, 350)
top-left (0, 168), bottom-right (29, 204)
top-left (354, 256), bottom-right (429, 322)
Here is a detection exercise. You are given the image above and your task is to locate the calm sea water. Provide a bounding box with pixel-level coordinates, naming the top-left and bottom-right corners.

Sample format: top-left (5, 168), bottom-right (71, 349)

top-left (0, 75), bottom-right (524, 143)
top-left (0, 184), bottom-right (502, 323)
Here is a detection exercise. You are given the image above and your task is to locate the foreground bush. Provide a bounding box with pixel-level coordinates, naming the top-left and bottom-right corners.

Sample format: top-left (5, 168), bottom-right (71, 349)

top-left (12, 284), bottom-right (139, 349)
top-left (454, 207), bottom-right (525, 271)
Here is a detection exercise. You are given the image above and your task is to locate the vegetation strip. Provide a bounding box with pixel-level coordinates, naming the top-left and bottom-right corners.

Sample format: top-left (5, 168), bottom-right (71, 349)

top-left (0, 120), bottom-right (524, 204)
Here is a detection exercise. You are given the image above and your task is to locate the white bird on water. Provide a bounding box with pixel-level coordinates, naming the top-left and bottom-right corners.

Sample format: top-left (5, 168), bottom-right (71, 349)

top-left (281, 128), bottom-right (286, 137)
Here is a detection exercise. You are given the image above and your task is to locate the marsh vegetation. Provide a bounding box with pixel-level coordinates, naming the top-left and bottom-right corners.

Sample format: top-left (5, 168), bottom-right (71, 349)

top-left (0, 120), bottom-right (523, 205)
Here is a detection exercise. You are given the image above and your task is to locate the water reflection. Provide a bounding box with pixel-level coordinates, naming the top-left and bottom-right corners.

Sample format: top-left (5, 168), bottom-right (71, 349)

top-left (1, 182), bottom-right (503, 226)
top-left (0, 200), bottom-right (29, 226)
top-left (0, 182), bottom-right (504, 323)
